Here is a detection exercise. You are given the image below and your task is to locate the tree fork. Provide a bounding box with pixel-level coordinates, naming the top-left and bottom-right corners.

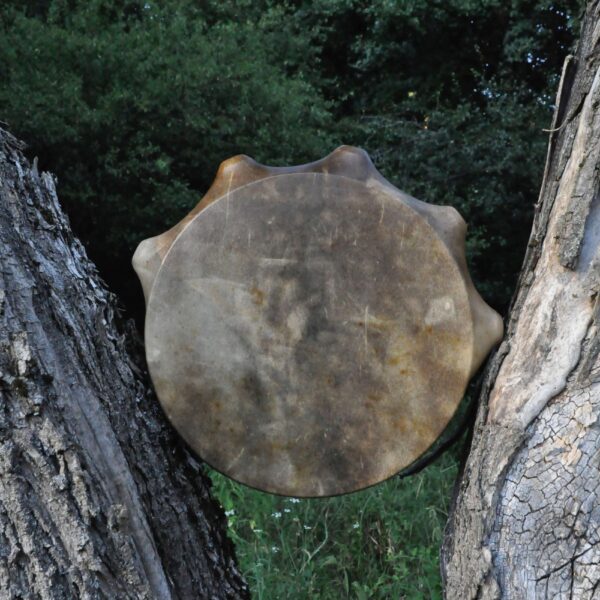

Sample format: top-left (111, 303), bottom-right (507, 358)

top-left (0, 128), bottom-right (249, 599)
top-left (442, 1), bottom-right (600, 598)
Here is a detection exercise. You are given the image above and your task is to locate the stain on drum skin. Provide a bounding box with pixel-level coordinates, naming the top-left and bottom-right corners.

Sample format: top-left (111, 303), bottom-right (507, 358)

top-left (142, 171), bottom-right (479, 496)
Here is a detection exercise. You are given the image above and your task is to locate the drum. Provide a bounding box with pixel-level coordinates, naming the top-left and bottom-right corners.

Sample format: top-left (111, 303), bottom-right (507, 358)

top-left (133, 146), bottom-right (503, 496)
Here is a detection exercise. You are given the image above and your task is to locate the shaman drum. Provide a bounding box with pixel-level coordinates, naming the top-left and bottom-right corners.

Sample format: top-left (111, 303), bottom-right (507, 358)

top-left (133, 146), bottom-right (503, 496)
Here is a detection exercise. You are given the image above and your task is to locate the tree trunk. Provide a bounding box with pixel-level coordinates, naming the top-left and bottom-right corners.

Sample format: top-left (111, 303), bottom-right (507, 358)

top-left (0, 128), bottom-right (249, 599)
top-left (442, 1), bottom-right (600, 598)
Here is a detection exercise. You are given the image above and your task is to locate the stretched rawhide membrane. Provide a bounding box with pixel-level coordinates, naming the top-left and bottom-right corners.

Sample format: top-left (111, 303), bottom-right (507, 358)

top-left (133, 146), bottom-right (503, 497)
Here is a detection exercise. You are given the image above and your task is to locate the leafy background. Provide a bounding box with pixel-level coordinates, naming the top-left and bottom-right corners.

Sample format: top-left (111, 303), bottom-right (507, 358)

top-left (0, 0), bottom-right (584, 597)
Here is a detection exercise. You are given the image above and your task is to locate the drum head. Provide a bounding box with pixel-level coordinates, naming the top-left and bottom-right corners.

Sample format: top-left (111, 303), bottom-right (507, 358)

top-left (145, 173), bottom-right (473, 496)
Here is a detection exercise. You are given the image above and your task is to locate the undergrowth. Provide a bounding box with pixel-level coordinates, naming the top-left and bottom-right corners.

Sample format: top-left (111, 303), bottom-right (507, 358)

top-left (207, 452), bottom-right (459, 599)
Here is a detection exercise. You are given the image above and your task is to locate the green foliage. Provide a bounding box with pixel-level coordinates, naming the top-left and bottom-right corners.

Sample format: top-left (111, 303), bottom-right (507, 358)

top-left (286, 0), bottom-right (583, 309)
top-left (0, 0), bottom-right (583, 315)
top-left (208, 452), bottom-right (458, 599)
top-left (0, 0), bottom-right (334, 310)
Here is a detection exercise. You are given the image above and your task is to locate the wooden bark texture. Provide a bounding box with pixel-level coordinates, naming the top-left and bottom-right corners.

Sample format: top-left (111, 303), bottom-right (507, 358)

top-left (442, 1), bottom-right (600, 598)
top-left (0, 128), bottom-right (249, 599)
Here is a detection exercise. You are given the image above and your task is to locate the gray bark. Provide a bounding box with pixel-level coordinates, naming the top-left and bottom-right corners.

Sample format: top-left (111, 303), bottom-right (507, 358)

top-left (442, 1), bottom-right (600, 598)
top-left (0, 128), bottom-right (249, 599)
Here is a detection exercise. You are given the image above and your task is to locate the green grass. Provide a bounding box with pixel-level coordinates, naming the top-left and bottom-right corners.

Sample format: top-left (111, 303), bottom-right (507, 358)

top-left (207, 453), bottom-right (459, 599)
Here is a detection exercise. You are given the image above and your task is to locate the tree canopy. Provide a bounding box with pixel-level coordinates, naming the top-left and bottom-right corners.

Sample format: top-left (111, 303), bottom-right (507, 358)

top-left (0, 0), bottom-right (583, 318)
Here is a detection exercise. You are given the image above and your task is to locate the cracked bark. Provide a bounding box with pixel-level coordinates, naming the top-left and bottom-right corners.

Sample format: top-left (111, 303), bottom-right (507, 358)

top-left (442, 2), bottom-right (600, 599)
top-left (0, 127), bottom-right (249, 599)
